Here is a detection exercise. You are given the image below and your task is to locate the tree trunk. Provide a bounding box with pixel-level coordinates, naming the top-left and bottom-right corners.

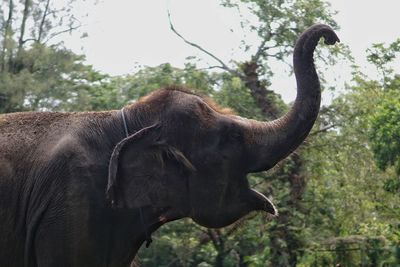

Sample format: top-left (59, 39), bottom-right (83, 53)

top-left (1, 0), bottom-right (14, 72)
top-left (241, 61), bottom-right (282, 120)
top-left (18, 0), bottom-right (31, 51)
top-left (207, 229), bottom-right (226, 267)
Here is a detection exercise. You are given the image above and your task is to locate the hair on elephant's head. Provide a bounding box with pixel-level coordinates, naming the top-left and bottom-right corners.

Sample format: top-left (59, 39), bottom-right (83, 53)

top-left (106, 24), bottom-right (339, 229)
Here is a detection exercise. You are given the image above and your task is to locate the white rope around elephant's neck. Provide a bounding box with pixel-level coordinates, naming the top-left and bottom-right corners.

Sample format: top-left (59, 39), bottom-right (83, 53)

top-left (120, 107), bottom-right (129, 137)
top-left (120, 107), bottom-right (153, 248)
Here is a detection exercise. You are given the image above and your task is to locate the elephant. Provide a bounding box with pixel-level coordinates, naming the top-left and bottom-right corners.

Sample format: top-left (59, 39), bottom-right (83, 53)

top-left (0, 24), bottom-right (339, 267)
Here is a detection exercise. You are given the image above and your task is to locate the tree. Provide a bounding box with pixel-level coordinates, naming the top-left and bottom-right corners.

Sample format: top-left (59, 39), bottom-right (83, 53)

top-left (0, 0), bottom-right (91, 113)
top-left (365, 39), bottom-right (400, 194)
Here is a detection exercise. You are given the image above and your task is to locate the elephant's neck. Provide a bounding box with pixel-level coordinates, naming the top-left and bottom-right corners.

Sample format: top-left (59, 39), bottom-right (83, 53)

top-left (107, 208), bottom-right (165, 266)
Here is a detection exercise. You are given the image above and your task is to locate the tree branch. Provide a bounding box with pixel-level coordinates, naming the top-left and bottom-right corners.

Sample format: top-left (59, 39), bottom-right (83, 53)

top-left (252, 31), bottom-right (276, 62)
top-left (252, 37), bottom-right (268, 62)
top-left (167, 10), bottom-right (243, 78)
top-left (309, 124), bottom-right (337, 136)
top-left (20, 38), bottom-right (37, 45)
top-left (37, 0), bottom-right (51, 43)
top-left (43, 23), bottom-right (82, 44)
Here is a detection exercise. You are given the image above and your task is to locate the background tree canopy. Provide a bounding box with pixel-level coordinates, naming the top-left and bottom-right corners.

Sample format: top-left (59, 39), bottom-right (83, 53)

top-left (0, 0), bottom-right (399, 266)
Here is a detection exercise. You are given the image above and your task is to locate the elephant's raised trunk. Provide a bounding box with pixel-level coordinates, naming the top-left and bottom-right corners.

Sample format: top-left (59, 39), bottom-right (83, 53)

top-left (243, 24), bottom-right (340, 172)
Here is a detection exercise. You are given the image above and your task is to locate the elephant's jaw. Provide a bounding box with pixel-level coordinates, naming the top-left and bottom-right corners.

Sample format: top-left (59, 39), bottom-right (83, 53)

top-left (133, 190), bottom-right (276, 247)
top-left (189, 189), bottom-right (277, 229)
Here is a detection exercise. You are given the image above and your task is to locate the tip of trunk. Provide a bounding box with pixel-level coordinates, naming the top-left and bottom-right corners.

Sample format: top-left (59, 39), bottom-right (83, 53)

top-left (295, 24), bottom-right (340, 58)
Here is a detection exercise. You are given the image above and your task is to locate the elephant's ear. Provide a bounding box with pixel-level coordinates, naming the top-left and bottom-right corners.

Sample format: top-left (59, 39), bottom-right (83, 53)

top-left (106, 123), bottom-right (195, 209)
top-left (107, 124), bottom-right (160, 208)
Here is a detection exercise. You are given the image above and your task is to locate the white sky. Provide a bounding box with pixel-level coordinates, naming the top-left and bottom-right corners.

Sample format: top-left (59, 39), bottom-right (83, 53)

top-left (62, 0), bottom-right (400, 103)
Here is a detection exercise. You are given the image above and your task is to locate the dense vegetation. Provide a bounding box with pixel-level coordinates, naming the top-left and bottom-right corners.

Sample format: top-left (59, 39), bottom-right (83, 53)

top-left (0, 0), bottom-right (399, 266)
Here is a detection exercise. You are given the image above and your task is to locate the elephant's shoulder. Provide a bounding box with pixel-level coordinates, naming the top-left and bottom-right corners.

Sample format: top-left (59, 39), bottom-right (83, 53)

top-left (41, 133), bottom-right (95, 169)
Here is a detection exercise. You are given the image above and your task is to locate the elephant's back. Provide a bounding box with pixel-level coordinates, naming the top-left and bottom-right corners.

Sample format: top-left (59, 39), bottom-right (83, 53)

top-left (0, 111), bottom-right (72, 158)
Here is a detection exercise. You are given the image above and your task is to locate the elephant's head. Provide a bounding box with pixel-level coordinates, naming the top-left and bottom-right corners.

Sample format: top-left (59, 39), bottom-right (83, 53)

top-left (106, 24), bottom-right (339, 230)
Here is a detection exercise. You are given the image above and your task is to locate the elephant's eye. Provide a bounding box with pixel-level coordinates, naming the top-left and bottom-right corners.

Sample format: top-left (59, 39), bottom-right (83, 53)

top-left (230, 131), bottom-right (242, 141)
top-left (219, 126), bottom-right (243, 148)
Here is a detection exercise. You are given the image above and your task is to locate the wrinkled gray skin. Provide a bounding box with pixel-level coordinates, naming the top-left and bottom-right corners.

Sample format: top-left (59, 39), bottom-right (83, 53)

top-left (0, 24), bottom-right (339, 267)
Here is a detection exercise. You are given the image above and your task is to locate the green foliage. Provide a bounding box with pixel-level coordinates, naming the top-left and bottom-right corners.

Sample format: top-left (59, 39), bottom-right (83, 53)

top-left (365, 39), bottom-right (400, 195)
top-left (214, 74), bottom-right (263, 119)
top-left (106, 63), bottom-right (217, 104)
top-left (369, 91), bottom-right (400, 173)
top-left (366, 39), bottom-right (400, 86)
top-left (222, 0), bottom-right (338, 46)
top-left (0, 43), bottom-right (107, 112)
